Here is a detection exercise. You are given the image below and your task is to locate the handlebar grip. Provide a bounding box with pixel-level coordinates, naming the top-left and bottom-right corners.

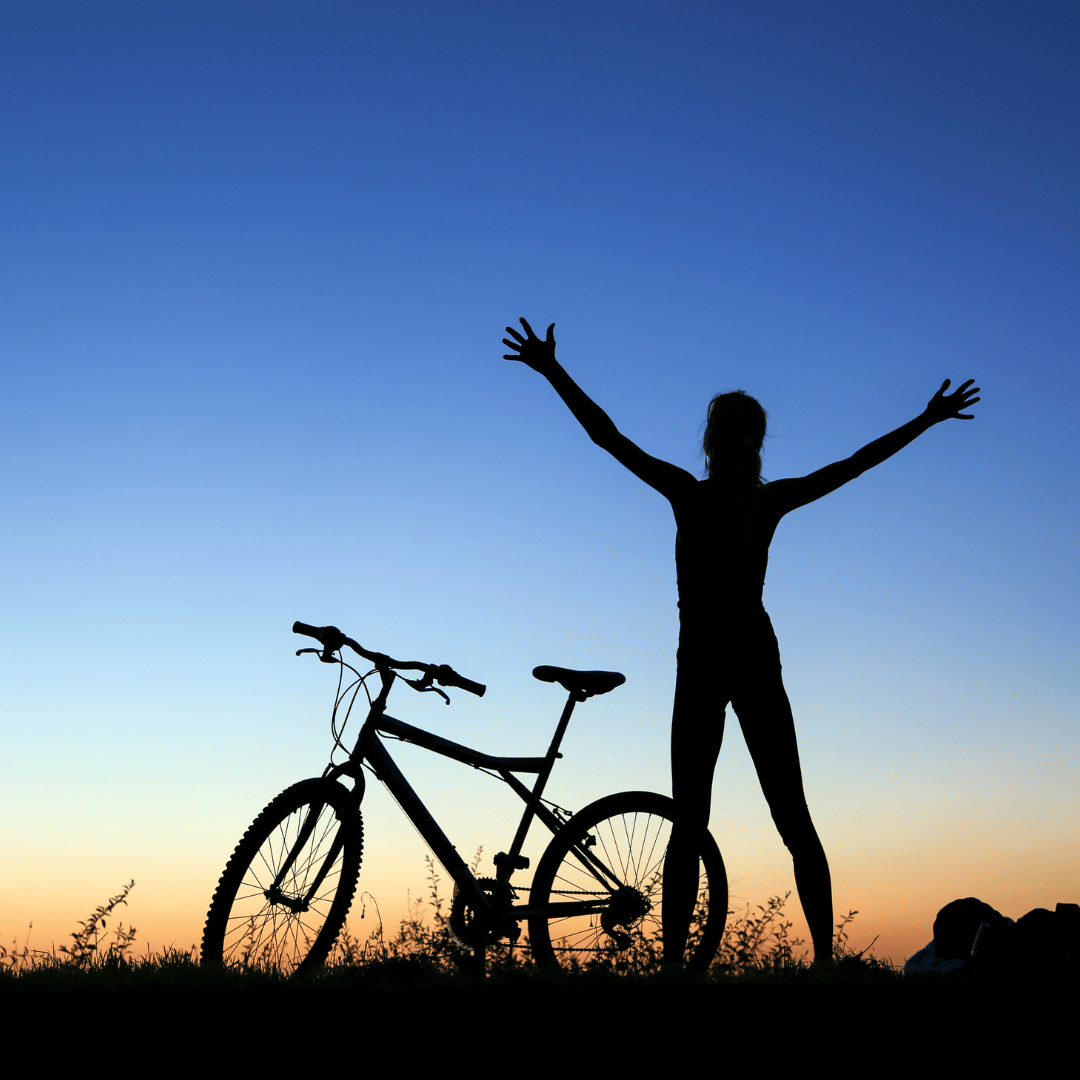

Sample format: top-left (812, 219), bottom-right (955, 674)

top-left (292, 622), bottom-right (347, 652)
top-left (434, 665), bottom-right (486, 697)
top-left (455, 676), bottom-right (486, 698)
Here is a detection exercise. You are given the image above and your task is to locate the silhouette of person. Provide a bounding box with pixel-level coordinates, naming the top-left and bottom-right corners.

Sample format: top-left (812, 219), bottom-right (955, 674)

top-left (502, 317), bottom-right (980, 967)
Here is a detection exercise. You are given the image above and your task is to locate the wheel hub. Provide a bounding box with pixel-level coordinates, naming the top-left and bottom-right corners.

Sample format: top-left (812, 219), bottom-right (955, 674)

top-left (600, 886), bottom-right (650, 947)
top-left (265, 884), bottom-right (309, 914)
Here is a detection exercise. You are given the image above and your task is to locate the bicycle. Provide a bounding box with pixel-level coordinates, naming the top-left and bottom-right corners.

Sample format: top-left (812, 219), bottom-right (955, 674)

top-left (201, 621), bottom-right (726, 976)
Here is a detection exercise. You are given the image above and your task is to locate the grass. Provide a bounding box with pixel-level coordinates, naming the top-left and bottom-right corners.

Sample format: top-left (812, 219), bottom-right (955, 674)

top-left (6, 872), bottom-right (1070, 1062)
top-left (320, 851), bottom-right (891, 982)
top-left (1, 858), bottom-right (899, 992)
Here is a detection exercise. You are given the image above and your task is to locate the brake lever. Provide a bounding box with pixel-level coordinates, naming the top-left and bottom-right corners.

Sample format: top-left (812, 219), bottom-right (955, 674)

top-left (402, 675), bottom-right (451, 705)
top-left (296, 646), bottom-right (341, 664)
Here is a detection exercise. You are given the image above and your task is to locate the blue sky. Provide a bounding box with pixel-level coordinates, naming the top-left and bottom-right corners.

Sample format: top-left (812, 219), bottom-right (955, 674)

top-left (2, 1), bottom-right (1077, 961)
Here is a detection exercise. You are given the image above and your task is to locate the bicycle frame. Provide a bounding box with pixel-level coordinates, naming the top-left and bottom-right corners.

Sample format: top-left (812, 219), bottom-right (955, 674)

top-left (323, 665), bottom-right (615, 926)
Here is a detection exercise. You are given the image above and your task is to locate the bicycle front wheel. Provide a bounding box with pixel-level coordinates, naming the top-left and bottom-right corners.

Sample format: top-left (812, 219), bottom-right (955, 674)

top-left (528, 791), bottom-right (725, 973)
top-left (201, 778), bottom-right (362, 976)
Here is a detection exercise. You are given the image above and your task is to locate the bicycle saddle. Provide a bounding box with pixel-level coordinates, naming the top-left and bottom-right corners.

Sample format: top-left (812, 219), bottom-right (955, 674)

top-left (532, 666), bottom-right (625, 698)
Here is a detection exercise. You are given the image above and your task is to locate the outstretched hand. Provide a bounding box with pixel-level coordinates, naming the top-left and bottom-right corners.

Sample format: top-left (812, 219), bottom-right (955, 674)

top-left (502, 317), bottom-right (556, 372)
top-left (924, 378), bottom-right (980, 422)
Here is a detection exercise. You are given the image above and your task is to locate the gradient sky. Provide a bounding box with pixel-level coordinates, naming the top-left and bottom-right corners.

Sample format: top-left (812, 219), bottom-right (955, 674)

top-left (2, 1), bottom-right (1077, 965)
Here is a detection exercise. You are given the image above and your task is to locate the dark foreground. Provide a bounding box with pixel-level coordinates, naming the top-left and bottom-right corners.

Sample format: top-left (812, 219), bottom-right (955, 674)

top-left (4, 957), bottom-right (1075, 1058)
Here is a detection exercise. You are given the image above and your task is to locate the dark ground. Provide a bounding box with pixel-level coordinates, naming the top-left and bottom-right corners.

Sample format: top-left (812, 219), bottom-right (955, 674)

top-left (4, 964), bottom-right (1074, 1061)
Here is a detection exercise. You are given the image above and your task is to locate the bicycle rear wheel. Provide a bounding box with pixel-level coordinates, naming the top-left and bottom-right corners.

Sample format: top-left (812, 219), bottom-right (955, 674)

top-left (528, 791), bottom-right (725, 973)
top-left (201, 778), bottom-right (362, 976)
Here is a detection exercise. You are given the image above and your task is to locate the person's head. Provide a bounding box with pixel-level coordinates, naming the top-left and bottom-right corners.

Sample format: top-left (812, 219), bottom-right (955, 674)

top-left (702, 390), bottom-right (767, 486)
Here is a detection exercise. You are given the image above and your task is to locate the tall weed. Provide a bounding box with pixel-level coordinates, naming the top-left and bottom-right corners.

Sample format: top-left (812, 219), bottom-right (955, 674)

top-left (2, 880), bottom-right (139, 975)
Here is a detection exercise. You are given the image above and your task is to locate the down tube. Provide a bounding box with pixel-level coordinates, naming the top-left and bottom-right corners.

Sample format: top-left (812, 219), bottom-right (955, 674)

top-left (363, 735), bottom-right (492, 912)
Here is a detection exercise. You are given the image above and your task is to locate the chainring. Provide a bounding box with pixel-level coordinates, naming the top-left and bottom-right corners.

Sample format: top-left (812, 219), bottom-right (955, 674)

top-left (449, 878), bottom-right (520, 949)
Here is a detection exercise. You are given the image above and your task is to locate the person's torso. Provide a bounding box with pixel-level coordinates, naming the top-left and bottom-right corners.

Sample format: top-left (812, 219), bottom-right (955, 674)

top-left (670, 478), bottom-right (784, 622)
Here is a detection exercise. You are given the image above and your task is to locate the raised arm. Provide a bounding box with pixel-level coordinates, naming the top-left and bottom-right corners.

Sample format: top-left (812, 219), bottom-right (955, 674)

top-left (773, 378), bottom-right (981, 512)
top-left (502, 318), bottom-right (693, 499)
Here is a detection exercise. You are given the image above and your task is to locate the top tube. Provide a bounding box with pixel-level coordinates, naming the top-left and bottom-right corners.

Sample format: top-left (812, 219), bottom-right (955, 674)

top-left (376, 713), bottom-right (547, 774)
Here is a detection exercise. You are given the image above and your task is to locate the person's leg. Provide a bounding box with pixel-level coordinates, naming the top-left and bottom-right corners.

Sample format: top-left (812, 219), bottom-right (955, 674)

top-left (663, 656), bottom-right (727, 965)
top-left (733, 667), bottom-right (833, 963)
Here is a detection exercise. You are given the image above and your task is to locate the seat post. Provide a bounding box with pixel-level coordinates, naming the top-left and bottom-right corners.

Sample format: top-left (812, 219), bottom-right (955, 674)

top-left (544, 690), bottom-right (582, 763)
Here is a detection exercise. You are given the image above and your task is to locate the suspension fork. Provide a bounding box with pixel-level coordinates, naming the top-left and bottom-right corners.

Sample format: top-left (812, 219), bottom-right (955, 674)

top-left (271, 756), bottom-right (368, 905)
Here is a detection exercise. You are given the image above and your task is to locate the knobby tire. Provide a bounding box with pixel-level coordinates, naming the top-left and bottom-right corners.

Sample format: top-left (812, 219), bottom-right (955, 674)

top-left (201, 778), bottom-right (362, 977)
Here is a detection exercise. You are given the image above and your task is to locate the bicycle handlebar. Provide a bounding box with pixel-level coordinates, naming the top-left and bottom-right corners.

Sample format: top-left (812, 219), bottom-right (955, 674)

top-left (292, 621), bottom-right (486, 697)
